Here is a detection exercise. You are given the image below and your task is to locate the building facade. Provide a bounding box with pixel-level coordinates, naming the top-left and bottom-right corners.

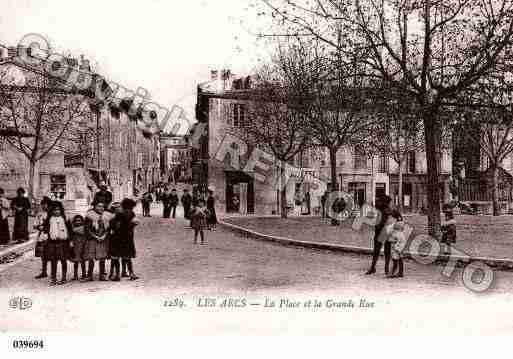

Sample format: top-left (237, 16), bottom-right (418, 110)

top-left (0, 45), bottom-right (160, 209)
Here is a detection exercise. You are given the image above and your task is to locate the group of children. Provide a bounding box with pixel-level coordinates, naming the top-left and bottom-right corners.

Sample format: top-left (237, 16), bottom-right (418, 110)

top-left (34, 197), bottom-right (140, 286)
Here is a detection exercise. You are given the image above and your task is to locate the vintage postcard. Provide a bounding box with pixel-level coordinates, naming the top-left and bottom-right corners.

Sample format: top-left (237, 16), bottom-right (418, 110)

top-left (2, 0), bottom-right (513, 350)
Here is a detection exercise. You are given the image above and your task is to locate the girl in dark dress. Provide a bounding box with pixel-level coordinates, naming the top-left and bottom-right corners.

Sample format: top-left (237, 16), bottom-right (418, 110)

top-left (69, 215), bottom-right (87, 281)
top-left (206, 190), bottom-right (217, 231)
top-left (0, 188), bottom-right (11, 245)
top-left (11, 187), bottom-right (30, 243)
top-left (110, 198), bottom-right (140, 281)
top-left (191, 199), bottom-right (208, 245)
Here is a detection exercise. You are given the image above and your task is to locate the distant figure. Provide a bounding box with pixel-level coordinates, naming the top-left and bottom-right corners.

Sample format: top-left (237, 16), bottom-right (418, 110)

top-left (11, 187), bottom-right (31, 243)
top-left (162, 187), bottom-right (171, 218)
top-left (93, 182), bottom-right (113, 209)
top-left (441, 204), bottom-right (457, 255)
top-left (207, 190), bottom-right (217, 230)
top-left (141, 190), bottom-right (153, 217)
top-left (321, 190), bottom-right (328, 218)
top-left (232, 195), bottom-right (240, 213)
top-left (0, 188), bottom-right (10, 245)
top-left (181, 189), bottom-right (192, 220)
top-left (169, 189), bottom-right (179, 219)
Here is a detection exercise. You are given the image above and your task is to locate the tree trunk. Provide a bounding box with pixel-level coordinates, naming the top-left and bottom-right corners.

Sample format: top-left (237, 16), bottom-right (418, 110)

top-left (329, 146), bottom-right (339, 225)
top-left (492, 163), bottom-right (500, 216)
top-left (28, 159), bottom-right (37, 200)
top-left (423, 109), bottom-right (442, 238)
top-left (398, 157), bottom-right (404, 213)
top-left (329, 147), bottom-right (338, 192)
top-left (280, 165), bottom-right (288, 218)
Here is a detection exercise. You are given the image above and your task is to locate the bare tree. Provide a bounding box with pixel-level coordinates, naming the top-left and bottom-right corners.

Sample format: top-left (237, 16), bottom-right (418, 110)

top-left (0, 69), bottom-right (89, 198)
top-left (368, 87), bottom-right (425, 213)
top-left (461, 72), bottom-right (513, 216)
top-left (233, 47), bottom-right (311, 218)
top-left (255, 0), bottom-right (513, 235)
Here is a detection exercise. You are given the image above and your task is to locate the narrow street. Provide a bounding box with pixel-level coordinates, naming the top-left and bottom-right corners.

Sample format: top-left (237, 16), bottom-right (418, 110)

top-left (2, 207), bottom-right (513, 334)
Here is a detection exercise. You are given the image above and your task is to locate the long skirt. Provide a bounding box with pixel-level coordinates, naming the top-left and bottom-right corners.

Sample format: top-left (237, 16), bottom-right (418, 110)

top-left (207, 208), bottom-right (217, 225)
top-left (46, 240), bottom-right (69, 261)
top-left (13, 213), bottom-right (29, 242)
top-left (69, 239), bottom-right (87, 262)
top-left (0, 218), bottom-right (10, 245)
top-left (110, 236), bottom-right (136, 259)
top-left (83, 238), bottom-right (110, 260)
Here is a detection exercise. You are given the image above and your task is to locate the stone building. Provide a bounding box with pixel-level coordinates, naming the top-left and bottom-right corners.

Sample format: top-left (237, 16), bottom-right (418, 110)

top-left (0, 44), bottom-right (160, 209)
top-left (194, 71), bottom-right (453, 215)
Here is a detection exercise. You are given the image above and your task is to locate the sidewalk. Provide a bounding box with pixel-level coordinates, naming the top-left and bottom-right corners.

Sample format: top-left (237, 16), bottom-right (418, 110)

top-left (220, 215), bottom-right (513, 268)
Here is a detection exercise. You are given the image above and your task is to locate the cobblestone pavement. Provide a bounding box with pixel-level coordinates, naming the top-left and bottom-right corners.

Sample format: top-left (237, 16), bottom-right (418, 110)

top-left (223, 215), bottom-right (513, 259)
top-left (1, 206), bottom-right (513, 335)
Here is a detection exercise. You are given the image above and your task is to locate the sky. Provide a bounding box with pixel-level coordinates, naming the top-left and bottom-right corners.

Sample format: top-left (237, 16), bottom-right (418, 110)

top-left (0, 0), bottom-right (270, 126)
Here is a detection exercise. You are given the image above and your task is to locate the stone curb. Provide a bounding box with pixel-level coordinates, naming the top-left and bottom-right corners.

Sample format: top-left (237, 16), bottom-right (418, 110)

top-left (0, 233), bottom-right (38, 260)
top-left (218, 219), bottom-right (513, 271)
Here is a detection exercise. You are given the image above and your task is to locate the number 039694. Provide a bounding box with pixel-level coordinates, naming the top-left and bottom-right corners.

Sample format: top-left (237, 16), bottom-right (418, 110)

top-left (12, 340), bottom-right (44, 349)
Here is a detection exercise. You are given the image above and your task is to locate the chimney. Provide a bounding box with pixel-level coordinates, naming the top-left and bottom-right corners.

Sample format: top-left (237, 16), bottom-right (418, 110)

top-left (79, 54), bottom-right (91, 71)
top-left (211, 70), bottom-right (218, 81)
top-left (66, 57), bottom-right (78, 68)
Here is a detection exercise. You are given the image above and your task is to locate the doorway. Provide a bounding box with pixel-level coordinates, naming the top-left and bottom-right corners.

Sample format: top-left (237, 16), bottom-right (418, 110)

top-left (225, 171), bottom-right (255, 214)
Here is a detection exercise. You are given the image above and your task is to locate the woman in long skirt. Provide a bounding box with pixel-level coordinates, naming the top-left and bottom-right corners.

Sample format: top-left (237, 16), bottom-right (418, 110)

top-left (11, 187), bottom-right (30, 243)
top-left (206, 190), bottom-right (217, 230)
top-left (0, 188), bottom-right (11, 245)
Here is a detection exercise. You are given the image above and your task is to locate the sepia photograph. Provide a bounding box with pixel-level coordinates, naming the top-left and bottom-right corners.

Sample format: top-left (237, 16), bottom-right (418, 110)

top-left (2, 0), bottom-right (513, 348)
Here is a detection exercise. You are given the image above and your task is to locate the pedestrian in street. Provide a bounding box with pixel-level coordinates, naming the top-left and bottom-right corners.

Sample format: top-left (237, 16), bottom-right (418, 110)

top-left (191, 198), bottom-right (208, 245)
top-left (304, 191), bottom-right (311, 215)
top-left (69, 215), bottom-right (87, 281)
top-left (11, 187), bottom-right (30, 243)
top-left (83, 201), bottom-right (113, 282)
top-left (365, 194), bottom-right (402, 276)
top-left (169, 189), bottom-right (179, 219)
top-left (34, 197), bottom-right (51, 279)
top-left (207, 190), bottom-right (217, 230)
top-left (110, 198), bottom-right (140, 281)
top-left (0, 188), bottom-right (11, 245)
top-left (45, 201), bottom-right (70, 285)
top-left (181, 189), bottom-right (192, 220)
top-left (162, 187), bottom-right (171, 218)
top-left (441, 204), bottom-right (457, 255)
top-left (142, 189), bottom-right (153, 217)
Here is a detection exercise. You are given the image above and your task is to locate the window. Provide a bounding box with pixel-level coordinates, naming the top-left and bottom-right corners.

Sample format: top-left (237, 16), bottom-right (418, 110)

top-left (50, 175), bottom-right (66, 200)
top-left (407, 151), bottom-right (416, 174)
top-left (354, 146), bottom-right (367, 170)
top-left (379, 154), bottom-right (389, 173)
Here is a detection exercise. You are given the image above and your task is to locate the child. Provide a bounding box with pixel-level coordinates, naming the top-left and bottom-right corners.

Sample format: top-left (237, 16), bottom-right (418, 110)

top-left (191, 199), bottom-right (208, 245)
top-left (45, 202), bottom-right (69, 285)
top-left (441, 204), bottom-right (456, 255)
top-left (83, 201), bottom-right (112, 282)
top-left (69, 215), bottom-right (87, 281)
top-left (385, 218), bottom-right (406, 278)
top-left (34, 197), bottom-right (50, 279)
top-left (110, 198), bottom-right (140, 281)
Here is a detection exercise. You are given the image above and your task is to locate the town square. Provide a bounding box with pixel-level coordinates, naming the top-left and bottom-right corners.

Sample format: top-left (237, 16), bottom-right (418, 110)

top-left (3, 0), bottom-right (513, 338)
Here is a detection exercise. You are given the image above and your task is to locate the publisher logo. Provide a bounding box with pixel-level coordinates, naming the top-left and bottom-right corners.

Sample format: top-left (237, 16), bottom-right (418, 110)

top-left (9, 296), bottom-right (32, 310)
